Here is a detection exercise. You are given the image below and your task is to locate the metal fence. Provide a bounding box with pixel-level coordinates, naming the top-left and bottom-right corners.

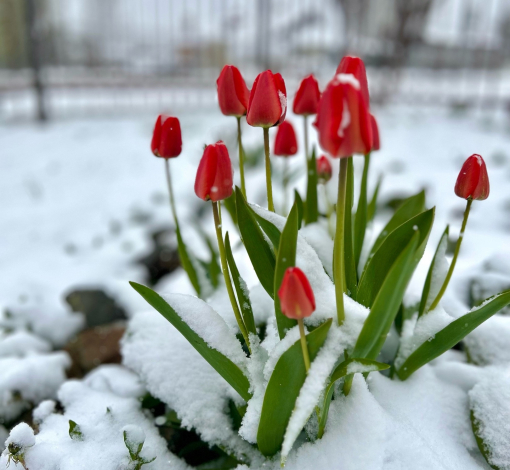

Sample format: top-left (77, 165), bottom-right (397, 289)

top-left (1, 0), bottom-right (509, 120)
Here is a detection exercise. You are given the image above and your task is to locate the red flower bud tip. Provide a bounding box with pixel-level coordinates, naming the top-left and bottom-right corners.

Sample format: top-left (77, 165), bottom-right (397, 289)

top-left (293, 74), bottom-right (321, 116)
top-left (314, 74), bottom-right (373, 158)
top-left (454, 154), bottom-right (490, 201)
top-left (370, 114), bottom-right (380, 151)
top-left (194, 141), bottom-right (234, 202)
top-left (274, 121), bottom-right (298, 157)
top-left (247, 70), bottom-right (287, 128)
top-left (151, 115), bottom-right (182, 158)
top-left (278, 267), bottom-right (316, 320)
top-left (317, 155), bottom-right (333, 183)
top-left (336, 56), bottom-right (370, 107)
top-left (216, 65), bottom-right (250, 117)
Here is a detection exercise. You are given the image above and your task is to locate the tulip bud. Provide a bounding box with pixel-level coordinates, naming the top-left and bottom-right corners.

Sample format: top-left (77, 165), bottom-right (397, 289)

top-left (247, 70), bottom-right (287, 128)
top-left (151, 115), bottom-right (182, 158)
top-left (293, 75), bottom-right (321, 116)
top-left (216, 65), bottom-right (250, 117)
top-left (314, 74), bottom-right (372, 158)
top-left (454, 154), bottom-right (490, 201)
top-left (336, 56), bottom-right (370, 107)
top-left (317, 155), bottom-right (332, 183)
top-left (274, 121), bottom-right (298, 157)
top-left (194, 141), bottom-right (234, 202)
top-left (278, 267), bottom-right (316, 320)
top-left (370, 114), bottom-right (380, 151)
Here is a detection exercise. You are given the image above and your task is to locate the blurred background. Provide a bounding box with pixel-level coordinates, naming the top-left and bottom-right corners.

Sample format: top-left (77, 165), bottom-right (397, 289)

top-left (1, 0), bottom-right (510, 120)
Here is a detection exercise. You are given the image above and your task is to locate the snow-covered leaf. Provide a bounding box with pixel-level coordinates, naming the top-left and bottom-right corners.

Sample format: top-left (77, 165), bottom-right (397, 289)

top-left (273, 203), bottom-right (299, 339)
top-left (129, 283), bottom-right (251, 401)
top-left (257, 319), bottom-right (332, 457)
top-left (224, 232), bottom-right (256, 335)
top-left (418, 225), bottom-right (450, 316)
top-left (357, 207), bottom-right (434, 308)
top-left (235, 187), bottom-right (276, 298)
top-left (304, 147), bottom-right (318, 225)
top-left (397, 290), bottom-right (510, 380)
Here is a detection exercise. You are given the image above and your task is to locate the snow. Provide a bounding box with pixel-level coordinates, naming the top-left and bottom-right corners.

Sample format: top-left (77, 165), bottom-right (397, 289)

top-left (0, 331), bottom-right (51, 358)
top-left (464, 314), bottom-right (510, 365)
top-left (122, 424), bottom-right (146, 450)
top-left (5, 423), bottom-right (35, 448)
top-left (33, 400), bottom-right (56, 424)
top-left (299, 223), bottom-right (334, 278)
top-left (469, 371), bottom-right (510, 470)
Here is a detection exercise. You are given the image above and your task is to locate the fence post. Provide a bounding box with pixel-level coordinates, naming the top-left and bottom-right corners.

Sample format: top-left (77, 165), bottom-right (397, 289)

top-left (25, 0), bottom-right (47, 121)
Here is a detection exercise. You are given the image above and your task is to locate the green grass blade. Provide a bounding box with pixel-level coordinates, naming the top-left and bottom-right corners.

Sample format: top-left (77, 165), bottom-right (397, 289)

top-left (344, 157), bottom-right (357, 299)
top-left (257, 319), bottom-right (332, 456)
top-left (367, 176), bottom-right (382, 223)
top-left (354, 154), bottom-right (370, 270)
top-left (318, 358), bottom-right (389, 438)
top-left (418, 225), bottom-right (449, 317)
top-left (273, 203), bottom-right (299, 339)
top-left (353, 231), bottom-right (420, 361)
top-left (369, 190), bottom-right (426, 256)
top-left (304, 147), bottom-right (318, 225)
top-left (397, 290), bottom-right (510, 380)
top-left (130, 282), bottom-right (252, 401)
top-left (224, 232), bottom-right (257, 336)
top-left (235, 187), bottom-right (276, 298)
top-left (357, 208), bottom-right (435, 308)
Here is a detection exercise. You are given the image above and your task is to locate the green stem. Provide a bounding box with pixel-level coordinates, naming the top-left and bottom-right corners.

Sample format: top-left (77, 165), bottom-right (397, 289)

top-left (298, 318), bottom-right (311, 372)
top-left (164, 159), bottom-right (180, 229)
top-left (237, 117), bottom-right (246, 199)
top-left (333, 158), bottom-right (350, 325)
top-left (303, 115), bottom-right (309, 162)
top-left (282, 157), bottom-right (289, 215)
top-left (321, 184), bottom-right (334, 238)
top-left (212, 201), bottom-right (251, 350)
top-left (263, 128), bottom-right (275, 212)
top-left (428, 198), bottom-right (473, 312)
top-left (354, 153), bottom-right (370, 269)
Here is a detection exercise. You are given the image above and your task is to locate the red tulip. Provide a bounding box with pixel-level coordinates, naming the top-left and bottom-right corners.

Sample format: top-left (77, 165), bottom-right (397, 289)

top-left (274, 121), bottom-right (298, 157)
top-left (151, 115), bottom-right (182, 158)
top-left (314, 74), bottom-right (372, 158)
top-left (194, 141), bottom-right (233, 202)
top-left (455, 154), bottom-right (490, 201)
top-left (246, 70), bottom-right (287, 128)
top-left (278, 267), bottom-right (315, 320)
top-left (317, 155), bottom-right (332, 183)
top-left (336, 56), bottom-right (370, 107)
top-left (216, 65), bottom-right (250, 117)
top-left (370, 114), bottom-right (380, 151)
top-left (293, 75), bottom-right (321, 116)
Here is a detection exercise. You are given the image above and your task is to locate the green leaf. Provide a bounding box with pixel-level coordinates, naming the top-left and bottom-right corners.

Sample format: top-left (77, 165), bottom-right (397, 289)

top-left (224, 232), bottom-right (257, 335)
top-left (354, 231), bottom-right (421, 361)
top-left (318, 358), bottom-right (389, 438)
top-left (252, 211), bottom-right (281, 249)
top-left (69, 420), bottom-right (84, 441)
top-left (273, 203), bottom-right (299, 339)
top-left (130, 282), bottom-right (252, 401)
top-left (257, 319), bottom-right (332, 456)
top-left (354, 154), bottom-right (370, 271)
top-left (199, 229), bottom-right (221, 289)
top-left (418, 225), bottom-right (449, 317)
top-left (370, 190), bottom-right (426, 256)
top-left (344, 157), bottom-right (357, 299)
top-left (397, 290), bottom-right (510, 380)
top-left (357, 208), bottom-right (435, 308)
top-left (367, 175), bottom-right (382, 223)
top-left (235, 187), bottom-right (276, 298)
top-left (304, 147), bottom-right (318, 225)
top-left (294, 190), bottom-right (304, 229)
top-left (223, 192), bottom-right (238, 225)
top-left (175, 225), bottom-right (202, 296)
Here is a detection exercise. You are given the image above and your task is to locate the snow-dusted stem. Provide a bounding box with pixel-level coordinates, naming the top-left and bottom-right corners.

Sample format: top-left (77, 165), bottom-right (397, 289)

top-left (263, 128), bottom-right (275, 212)
top-left (164, 159), bottom-right (180, 229)
top-left (298, 318), bottom-right (311, 372)
top-left (212, 201), bottom-right (250, 350)
top-left (303, 115), bottom-right (309, 161)
top-left (333, 158), bottom-right (349, 326)
top-left (237, 117), bottom-right (246, 199)
top-left (428, 198), bottom-right (472, 312)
